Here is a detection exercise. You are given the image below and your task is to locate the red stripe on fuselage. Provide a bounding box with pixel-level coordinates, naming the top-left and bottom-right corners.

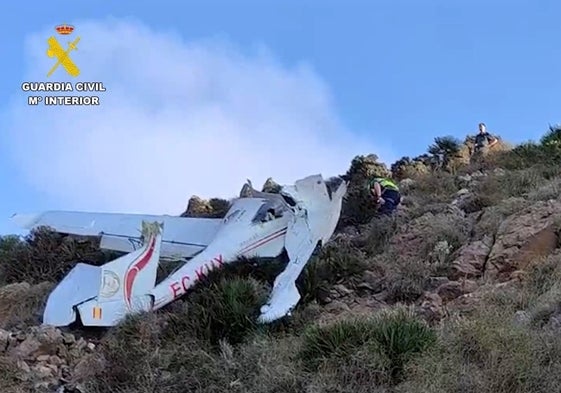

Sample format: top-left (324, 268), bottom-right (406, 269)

top-left (124, 236), bottom-right (156, 307)
top-left (240, 227), bottom-right (287, 254)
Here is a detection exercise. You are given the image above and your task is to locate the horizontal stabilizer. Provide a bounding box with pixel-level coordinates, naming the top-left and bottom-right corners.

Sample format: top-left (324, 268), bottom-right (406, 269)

top-left (42, 221), bottom-right (164, 327)
top-left (43, 263), bottom-right (101, 326)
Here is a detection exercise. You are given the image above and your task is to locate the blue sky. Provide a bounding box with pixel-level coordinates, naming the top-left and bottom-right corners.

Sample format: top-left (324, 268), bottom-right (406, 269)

top-left (1, 0), bottom-right (560, 235)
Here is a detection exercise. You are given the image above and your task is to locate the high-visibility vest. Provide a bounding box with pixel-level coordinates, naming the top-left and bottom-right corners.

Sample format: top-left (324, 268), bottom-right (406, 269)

top-left (367, 177), bottom-right (399, 192)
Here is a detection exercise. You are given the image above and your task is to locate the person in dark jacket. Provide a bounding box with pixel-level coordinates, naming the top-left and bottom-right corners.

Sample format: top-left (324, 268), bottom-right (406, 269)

top-left (473, 122), bottom-right (498, 155)
top-left (367, 177), bottom-right (401, 215)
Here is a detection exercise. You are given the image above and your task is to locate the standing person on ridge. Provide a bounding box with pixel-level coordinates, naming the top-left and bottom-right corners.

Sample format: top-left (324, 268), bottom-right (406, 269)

top-left (367, 177), bottom-right (401, 215)
top-left (473, 122), bottom-right (499, 156)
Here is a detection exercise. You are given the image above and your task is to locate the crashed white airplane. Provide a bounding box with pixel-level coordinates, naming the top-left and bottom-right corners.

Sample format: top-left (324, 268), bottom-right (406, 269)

top-left (11, 174), bottom-right (347, 327)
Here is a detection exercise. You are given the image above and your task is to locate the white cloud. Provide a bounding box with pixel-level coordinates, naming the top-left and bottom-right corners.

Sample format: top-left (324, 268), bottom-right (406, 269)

top-left (2, 18), bottom-right (394, 215)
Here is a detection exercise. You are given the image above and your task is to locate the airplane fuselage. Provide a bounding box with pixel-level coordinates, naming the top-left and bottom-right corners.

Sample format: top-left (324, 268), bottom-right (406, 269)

top-left (150, 197), bottom-right (291, 309)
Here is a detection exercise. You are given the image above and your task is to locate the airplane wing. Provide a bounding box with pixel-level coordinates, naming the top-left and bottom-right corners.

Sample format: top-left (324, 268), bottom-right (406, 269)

top-left (11, 211), bottom-right (223, 259)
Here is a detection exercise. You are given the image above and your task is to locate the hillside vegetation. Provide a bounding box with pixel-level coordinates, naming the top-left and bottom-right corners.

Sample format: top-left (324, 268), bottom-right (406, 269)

top-left (1, 126), bottom-right (561, 393)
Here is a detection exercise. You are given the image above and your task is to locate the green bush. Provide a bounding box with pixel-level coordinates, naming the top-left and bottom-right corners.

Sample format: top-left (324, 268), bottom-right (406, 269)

top-left (370, 307), bottom-right (437, 379)
top-left (427, 136), bottom-right (463, 172)
top-left (164, 276), bottom-right (268, 345)
top-left (300, 318), bottom-right (380, 371)
top-left (300, 307), bottom-right (436, 382)
top-left (497, 126), bottom-right (561, 170)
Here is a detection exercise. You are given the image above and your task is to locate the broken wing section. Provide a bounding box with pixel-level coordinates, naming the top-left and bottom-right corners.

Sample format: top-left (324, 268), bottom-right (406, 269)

top-left (43, 221), bottom-right (164, 327)
top-left (258, 175), bottom-right (347, 323)
top-left (11, 210), bottom-right (222, 259)
top-left (257, 213), bottom-right (317, 323)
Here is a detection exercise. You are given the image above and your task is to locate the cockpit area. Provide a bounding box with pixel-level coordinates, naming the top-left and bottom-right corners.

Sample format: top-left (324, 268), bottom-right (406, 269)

top-left (252, 198), bottom-right (290, 223)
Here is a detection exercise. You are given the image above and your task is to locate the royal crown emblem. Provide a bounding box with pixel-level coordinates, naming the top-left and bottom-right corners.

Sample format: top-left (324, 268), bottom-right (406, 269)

top-left (55, 24), bottom-right (74, 35)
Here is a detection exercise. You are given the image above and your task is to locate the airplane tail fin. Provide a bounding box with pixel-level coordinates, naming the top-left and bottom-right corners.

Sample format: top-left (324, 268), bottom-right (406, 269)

top-left (43, 221), bottom-right (163, 327)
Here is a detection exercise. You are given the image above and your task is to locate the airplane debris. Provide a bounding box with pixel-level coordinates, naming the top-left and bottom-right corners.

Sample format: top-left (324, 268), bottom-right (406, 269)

top-left (11, 174), bottom-right (347, 327)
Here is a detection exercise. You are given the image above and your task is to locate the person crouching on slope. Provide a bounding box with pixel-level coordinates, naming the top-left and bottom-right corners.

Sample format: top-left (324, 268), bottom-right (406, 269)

top-left (367, 177), bottom-right (401, 215)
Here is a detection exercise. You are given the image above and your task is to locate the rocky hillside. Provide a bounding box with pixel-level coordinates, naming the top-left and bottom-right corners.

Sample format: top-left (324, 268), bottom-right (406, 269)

top-left (1, 126), bottom-right (561, 393)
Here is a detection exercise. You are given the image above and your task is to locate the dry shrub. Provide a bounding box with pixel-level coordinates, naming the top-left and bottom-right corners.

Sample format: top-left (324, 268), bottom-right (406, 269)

top-left (517, 252), bottom-right (561, 328)
top-left (374, 210), bottom-right (471, 302)
top-left (295, 240), bottom-right (370, 306)
top-left (0, 356), bottom-right (32, 393)
top-left (88, 311), bottom-right (307, 393)
top-left (383, 258), bottom-right (431, 303)
top-left (399, 304), bottom-right (561, 393)
top-left (404, 172), bottom-right (460, 205)
top-left (527, 176), bottom-right (561, 202)
top-left (340, 154), bottom-right (391, 226)
top-left (0, 228), bottom-right (115, 285)
top-left (89, 313), bottom-right (166, 392)
top-left (0, 282), bottom-right (54, 330)
top-left (472, 166), bottom-right (557, 210)
top-left (362, 213), bottom-right (408, 256)
top-left (310, 349), bottom-right (391, 393)
top-left (398, 256), bottom-right (561, 393)
top-left (473, 197), bottom-right (527, 239)
top-left (87, 312), bottom-right (229, 393)
top-left (222, 334), bottom-right (307, 393)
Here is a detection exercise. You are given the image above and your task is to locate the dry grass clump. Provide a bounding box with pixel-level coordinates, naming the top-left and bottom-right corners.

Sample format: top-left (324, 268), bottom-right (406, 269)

top-left (0, 282), bottom-right (54, 330)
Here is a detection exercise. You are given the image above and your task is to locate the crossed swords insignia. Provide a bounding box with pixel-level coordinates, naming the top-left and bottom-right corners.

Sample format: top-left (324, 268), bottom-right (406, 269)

top-left (46, 36), bottom-right (81, 77)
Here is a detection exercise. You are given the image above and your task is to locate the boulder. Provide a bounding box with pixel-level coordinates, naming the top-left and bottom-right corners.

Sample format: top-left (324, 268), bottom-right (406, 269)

top-left (436, 280), bottom-right (478, 302)
top-left (449, 236), bottom-right (493, 280)
top-left (261, 178), bottom-right (281, 193)
top-left (485, 200), bottom-right (561, 281)
top-left (181, 196), bottom-right (230, 218)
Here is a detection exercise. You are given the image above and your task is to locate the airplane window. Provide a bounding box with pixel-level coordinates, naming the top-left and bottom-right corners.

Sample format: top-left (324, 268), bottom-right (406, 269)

top-left (252, 201), bottom-right (286, 223)
top-left (281, 194), bottom-right (296, 207)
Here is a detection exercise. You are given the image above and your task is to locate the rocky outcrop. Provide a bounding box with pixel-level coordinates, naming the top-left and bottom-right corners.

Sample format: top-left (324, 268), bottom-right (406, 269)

top-left (181, 196), bottom-right (231, 218)
top-left (436, 279), bottom-right (478, 301)
top-left (484, 200), bottom-right (561, 281)
top-left (391, 156), bottom-right (430, 180)
top-left (448, 236), bottom-right (493, 280)
top-left (340, 154), bottom-right (391, 224)
top-left (261, 178), bottom-right (281, 193)
top-left (315, 281), bottom-right (388, 324)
